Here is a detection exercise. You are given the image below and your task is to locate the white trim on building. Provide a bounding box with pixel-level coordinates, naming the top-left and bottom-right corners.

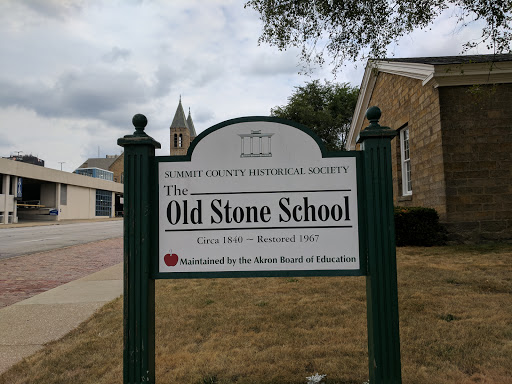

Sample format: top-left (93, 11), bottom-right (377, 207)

top-left (346, 58), bottom-right (512, 151)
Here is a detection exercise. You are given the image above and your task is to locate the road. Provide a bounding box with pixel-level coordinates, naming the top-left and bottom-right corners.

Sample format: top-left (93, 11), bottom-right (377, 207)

top-left (0, 221), bottom-right (123, 260)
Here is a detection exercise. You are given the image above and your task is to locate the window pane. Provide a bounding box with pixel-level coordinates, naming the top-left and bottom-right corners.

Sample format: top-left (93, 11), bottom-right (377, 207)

top-left (401, 128), bottom-right (412, 195)
top-left (95, 189), bottom-right (112, 216)
top-left (60, 184), bottom-right (67, 205)
top-left (405, 160), bottom-right (412, 192)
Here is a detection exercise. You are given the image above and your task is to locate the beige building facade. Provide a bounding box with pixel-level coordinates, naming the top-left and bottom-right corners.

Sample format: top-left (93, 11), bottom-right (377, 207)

top-left (0, 158), bottom-right (123, 224)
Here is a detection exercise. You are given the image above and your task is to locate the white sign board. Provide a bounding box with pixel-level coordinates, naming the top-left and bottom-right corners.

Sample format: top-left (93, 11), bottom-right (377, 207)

top-left (158, 119), bottom-right (360, 276)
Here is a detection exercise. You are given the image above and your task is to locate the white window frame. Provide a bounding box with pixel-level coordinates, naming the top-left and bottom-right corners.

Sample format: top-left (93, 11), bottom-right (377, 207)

top-left (400, 127), bottom-right (412, 196)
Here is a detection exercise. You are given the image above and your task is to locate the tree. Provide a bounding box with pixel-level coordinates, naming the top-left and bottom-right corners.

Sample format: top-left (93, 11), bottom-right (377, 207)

top-left (271, 80), bottom-right (359, 151)
top-left (245, 0), bottom-right (512, 72)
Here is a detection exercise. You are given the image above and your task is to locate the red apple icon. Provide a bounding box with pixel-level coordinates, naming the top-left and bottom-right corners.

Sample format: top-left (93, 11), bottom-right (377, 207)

top-left (164, 253), bottom-right (179, 267)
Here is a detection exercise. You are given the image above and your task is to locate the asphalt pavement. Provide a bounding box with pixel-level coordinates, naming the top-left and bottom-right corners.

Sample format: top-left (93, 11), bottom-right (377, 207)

top-left (0, 218), bottom-right (123, 259)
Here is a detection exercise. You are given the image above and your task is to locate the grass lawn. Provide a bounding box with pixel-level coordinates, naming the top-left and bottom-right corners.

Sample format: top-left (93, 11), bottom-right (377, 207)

top-left (0, 244), bottom-right (511, 384)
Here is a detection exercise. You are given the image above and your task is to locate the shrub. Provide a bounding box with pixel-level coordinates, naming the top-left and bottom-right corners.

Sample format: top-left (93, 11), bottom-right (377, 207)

top-left (394, 207), bottom-right (446, 246)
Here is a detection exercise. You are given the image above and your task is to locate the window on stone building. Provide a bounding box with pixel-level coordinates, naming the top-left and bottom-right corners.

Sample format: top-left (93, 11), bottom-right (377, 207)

top-left (179, 134), bottom-right (183, 148)
top-left (173, 134), bottom-right (178, 147)
top-left (400, 127), bottom-right (412, 196)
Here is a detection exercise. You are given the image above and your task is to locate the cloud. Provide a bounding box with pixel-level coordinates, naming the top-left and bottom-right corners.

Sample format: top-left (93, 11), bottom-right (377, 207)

top-left (16, 0), bottom-right (85, 20)
top-left (54, 69), bottom-right (147, 117)
top-left (102, 47), bottom-right (131, 63)
top-left (0, 67), bottom-right (150, 126)
top-left (0, 136), bottom-right (15, 151)
top-left (192, 108), bottom-right (214, 124)
top-left (245, 51), bottom-right (301, 76)
top-left (0, 1), bottom-right (493, 171)
top-left (153, 65), bottom-right (177, 98)
top-left (0, 106), bottom-right (108, 171)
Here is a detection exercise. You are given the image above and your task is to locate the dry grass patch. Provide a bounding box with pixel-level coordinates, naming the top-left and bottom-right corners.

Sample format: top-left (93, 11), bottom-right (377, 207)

top-left (155, 276), bottom-right (368, 383)
top-left (0, 244), bottom-right (511, 384)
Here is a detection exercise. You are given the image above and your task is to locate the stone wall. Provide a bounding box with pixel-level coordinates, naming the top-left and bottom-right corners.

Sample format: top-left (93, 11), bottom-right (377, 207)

top-left (170, 127), bottom-right (192, 156)
top-left (439, 84), bottom-right (512, 242)
top-left (366, 72), bottom-right (447, 219)
top-left (358, 73), bottom-right (511, 242)
top-left (109, 153), bottom-right (124, 184)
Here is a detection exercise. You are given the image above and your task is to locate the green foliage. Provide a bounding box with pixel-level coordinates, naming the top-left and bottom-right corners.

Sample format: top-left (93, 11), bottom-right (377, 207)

top-left (439, 313), bottom-right (457, 322)
top-left (245, 0), bottom-right (512, 72)
top-left (271, 80), bottom-right (358, 151)
top-left (394, 206), bottom-right (447, 246)
top-left (197, 375), bottom-right (218, 384)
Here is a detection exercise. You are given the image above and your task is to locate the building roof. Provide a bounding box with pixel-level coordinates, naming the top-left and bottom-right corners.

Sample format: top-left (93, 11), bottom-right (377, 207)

top-left (383, 54), bottom-right (512, 65)
top-left (187, 108), bottom-right (197, 137)
top-left (346, 54), bottom-right (512, 150)
top-left (170, 97), bottom-right (190, 130)
top-left (77, 156), bottom-right (119, 171)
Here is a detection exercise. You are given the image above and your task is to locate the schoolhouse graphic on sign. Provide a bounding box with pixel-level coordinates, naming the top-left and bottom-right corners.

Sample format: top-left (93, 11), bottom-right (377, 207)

top-left (238, 130), bottom-right (275, 158)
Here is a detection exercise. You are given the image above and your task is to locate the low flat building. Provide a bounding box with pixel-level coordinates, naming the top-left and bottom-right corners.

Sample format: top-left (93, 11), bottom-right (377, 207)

top-left (0, 158), bottom-right (123, 224)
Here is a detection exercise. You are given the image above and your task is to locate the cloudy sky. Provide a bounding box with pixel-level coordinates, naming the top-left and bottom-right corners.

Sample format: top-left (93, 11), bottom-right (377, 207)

top-left (0, 0), bottom-right (492, 171)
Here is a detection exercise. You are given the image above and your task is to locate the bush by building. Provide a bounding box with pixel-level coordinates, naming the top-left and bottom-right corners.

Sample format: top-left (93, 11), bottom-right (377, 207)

top-left (394, 206), bottom-right (447, 246)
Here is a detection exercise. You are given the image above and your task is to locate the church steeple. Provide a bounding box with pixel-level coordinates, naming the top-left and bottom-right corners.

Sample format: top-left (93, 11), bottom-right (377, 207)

top-left (169, 97), bottom-right (196, 156)
top-left (170, 96), bottom-right (189, 130)
top-left (187, 107), bottom-right (197, 137)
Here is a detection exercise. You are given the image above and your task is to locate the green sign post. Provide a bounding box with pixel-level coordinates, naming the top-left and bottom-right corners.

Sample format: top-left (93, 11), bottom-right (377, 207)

top-left (118, 114), bottom-right (160, 384)
top-left (358, 107), bottom-right (401, 382)
top-left (118, 107), bottom-right (401, 384)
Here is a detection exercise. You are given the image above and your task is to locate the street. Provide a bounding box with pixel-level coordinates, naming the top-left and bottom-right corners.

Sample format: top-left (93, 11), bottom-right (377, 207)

top-left (0, 221), bottom-right (123, 260)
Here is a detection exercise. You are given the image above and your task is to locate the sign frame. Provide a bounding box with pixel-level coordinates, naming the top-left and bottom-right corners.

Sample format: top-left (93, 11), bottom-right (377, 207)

top-left (118, 108), bottom-right (402, 384)
top-left (152, 116), bottom-right (367, 280)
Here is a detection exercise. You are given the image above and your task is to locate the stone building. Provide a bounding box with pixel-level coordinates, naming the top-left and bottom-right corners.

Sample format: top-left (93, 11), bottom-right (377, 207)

top-left (346, 54), bottom-right (512, 242)
top-left (108, 154), bottom-right (125, 183)
top-left (170, 97), bottom-right (197, 156)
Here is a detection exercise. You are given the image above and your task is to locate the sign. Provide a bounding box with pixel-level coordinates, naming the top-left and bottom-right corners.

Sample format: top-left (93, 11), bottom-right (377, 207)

top-left (157, 119), bottom-right (362, 277)
top-left (119, 109), bottom-right (402, 384)
top-left (16, 177), bottom-right (22, 199)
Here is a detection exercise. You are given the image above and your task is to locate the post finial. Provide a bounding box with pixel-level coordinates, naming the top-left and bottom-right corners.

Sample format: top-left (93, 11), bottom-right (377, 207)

top-left (366, 106), bottom-right (382, 129)
top-left (132, 114), bottom-right (148, 136)
top-left (357, 106), bottom-right (397, 143)
top-left (118, 113), bottom-right (161, 148)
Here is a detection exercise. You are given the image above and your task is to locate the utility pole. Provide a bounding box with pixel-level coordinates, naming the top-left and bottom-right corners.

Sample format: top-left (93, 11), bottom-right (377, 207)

top-left (58, 162), bottom-right (65, 171)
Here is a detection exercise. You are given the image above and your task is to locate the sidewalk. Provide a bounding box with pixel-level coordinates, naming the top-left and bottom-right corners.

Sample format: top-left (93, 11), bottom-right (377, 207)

top-left (0, 237), bottom-right (124, 374)
top-left (0, 263), bottom-right (122, 373)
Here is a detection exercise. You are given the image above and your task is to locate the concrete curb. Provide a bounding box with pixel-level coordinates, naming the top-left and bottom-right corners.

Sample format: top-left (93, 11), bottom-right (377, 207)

top-left (0, 217), bottom-right (123, 230)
